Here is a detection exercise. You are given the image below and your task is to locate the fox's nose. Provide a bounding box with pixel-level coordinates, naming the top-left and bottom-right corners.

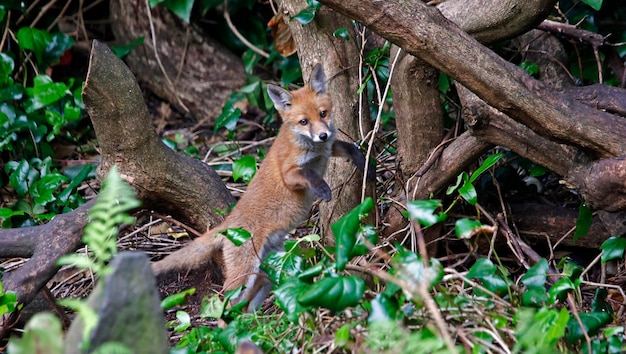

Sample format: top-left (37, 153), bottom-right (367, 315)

top-left (319, 132), bottom-right (328, 141)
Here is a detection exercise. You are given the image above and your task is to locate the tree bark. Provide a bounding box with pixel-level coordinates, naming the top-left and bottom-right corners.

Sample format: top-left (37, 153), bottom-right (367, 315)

top-left (383, 49), bottom-right (444, 242)
top-left (280, 0), bottom-right (375, 236)
top-left (109, 0), bottom-right (246, 124)
top-left (317, 0), bottom-right (626, 159)
top-left (0, 201), bottom-right (93, 339)
top-left (318, 0), bottom-right (626, 213)
top-left (84, 40), bottom-right (235, 231)
top-left (1, 40), bottom-right (238, 336)
top-left (437, 0), bottom-right (557, 44)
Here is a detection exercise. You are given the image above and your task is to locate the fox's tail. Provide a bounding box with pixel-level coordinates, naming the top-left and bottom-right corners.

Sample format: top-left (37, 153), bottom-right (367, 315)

top-left (151, 230), bottom-right (223, 276)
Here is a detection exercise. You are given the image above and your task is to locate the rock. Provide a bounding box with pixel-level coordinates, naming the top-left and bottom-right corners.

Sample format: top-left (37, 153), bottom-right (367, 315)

top-left (64, 252), bottom-right (168, 354)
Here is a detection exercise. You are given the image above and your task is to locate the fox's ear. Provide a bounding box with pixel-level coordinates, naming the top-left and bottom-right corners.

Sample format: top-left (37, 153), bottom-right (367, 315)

top-left (309, 63), bottom-right (327, 95)
top-left (267, 84), bottom-right (294, 111)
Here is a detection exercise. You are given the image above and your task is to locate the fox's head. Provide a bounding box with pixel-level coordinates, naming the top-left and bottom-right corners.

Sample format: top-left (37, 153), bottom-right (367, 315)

top-left (267, 64), bottom-right (334, 144)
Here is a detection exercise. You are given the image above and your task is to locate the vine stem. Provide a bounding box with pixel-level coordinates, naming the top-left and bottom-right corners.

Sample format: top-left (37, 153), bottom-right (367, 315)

top-left (144, 0), bottom-right (190, 113)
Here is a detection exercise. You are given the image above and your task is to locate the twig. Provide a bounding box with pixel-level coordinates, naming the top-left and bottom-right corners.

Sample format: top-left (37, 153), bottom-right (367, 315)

top-left (360, 47), bottom-right (402, 201)
top-left (144, 0), bottom-right (191, 113)
top-left (223, 0), bottom-right (269, 59)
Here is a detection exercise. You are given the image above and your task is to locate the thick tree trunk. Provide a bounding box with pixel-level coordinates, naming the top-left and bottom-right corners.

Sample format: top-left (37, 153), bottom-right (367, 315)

top-left (84, 41), bottom-right (235, 231)
top-left (109, 0), bottom-right (246, 123)
top-left (280, 0), bottom-right (375, 237)
top-left (383, 49), bottom-right (444, 244)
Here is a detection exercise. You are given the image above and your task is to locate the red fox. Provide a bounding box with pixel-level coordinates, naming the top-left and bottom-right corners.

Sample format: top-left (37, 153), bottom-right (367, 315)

top-left (152, 64), bottom-right (372, 311)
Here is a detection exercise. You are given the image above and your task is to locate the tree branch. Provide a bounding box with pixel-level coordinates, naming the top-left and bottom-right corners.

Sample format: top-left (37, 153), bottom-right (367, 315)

top-left (317, 0), bottom-right (626, 158)
top-left (84, 40), bottom-right (235, 232)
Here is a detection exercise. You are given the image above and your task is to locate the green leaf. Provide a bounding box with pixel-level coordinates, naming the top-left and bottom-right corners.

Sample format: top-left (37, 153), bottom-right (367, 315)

top-left (513, 307), bottom-right (569, 352)
top-left (332, 197), bottom-right (374, 271)
top-left (581, 0), bottom-right (602, 10)
top-left (391, 249), bottom-right (444, 290)
top-left (293, 9), bottom-right (316, 25)
top-left (521, 258), bottom-right (548, 288)
top-left (160, 288), bottom-right (196, 310)
top-left (522, 286), bottom-right (549, 307)
top-left (218, 227), bottom-right (252, 246)
top-left (6, 313), bottom-right (64, 354)
top-left (591, 288), bottom-right (613, 314)
top-left (469, 153), bottom-right (504, 183)
top-left (0, 53), bottom-right (15, 87)
top-left (368, 293), bottom-right (402, 323)
top-left (110, 37), bottom-right (145, 58)
top-left (199, 293), bottom-right (226, 319)
top-left (297, 275), bottom-right (365, 312)
top-left (159, 0), bottom-right (194, 22)
top-left (24, 75), bottom-right (69, 112)
top-left (600, 236), bottom-right (626, 264)
top-left (458, 182), bottom-right (478, 205)
top-left (548, 278), bottom-right (575, 303)
top-left (7, 159), bottom-right (32, 197)
top-left (565, 312), bottom-right (612, 344)
top-left (446, 172), bottom-right (464, 195)
top-left (16, 28), bottom-right (74, 69)
top-left (454, 218), bottom-right (482, 238)
top-left (335, 323), bottom-right (351, 348)
top-left (467, 258), bottom-right (509, 295)
top-left (333, 27), bottom-right (350, 40)
top-left (174, 310), bottom-right (192, 332)
top-left (232, 155), bottom-right (257, 184)
top-left (520, 61), bottom-right (539, 76)
top-left (405, 199), bottom-right (447, 227)
top-left (574, 203), bottom-right (592, 242)
top-left (262, 251), bottom-right (304, 286)
top-left (273, 277), bottom-right (310, 322)
top-left (213, 102), bottom-right (241, 134)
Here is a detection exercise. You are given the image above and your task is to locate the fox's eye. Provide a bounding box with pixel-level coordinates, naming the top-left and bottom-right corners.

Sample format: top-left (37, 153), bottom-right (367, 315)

top-left (320, 110), bottom-right (327, 118)
top-left (299, 119), bottom-right (308, 126)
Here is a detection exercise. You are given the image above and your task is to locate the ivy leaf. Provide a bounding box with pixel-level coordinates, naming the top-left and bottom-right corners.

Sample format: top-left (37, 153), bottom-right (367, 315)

top-left (213, 102), bottom-right (241, 134)
top-left (565, 312), bottom-right (611, 344)
top-left (160, 288), bottom-right (196, 310)
top-left (454, 218), bottom-right (482, 238)
top-left (332, 197), bottom-right (373, 271)
top-left (521, 258), bottom-right (548, 288)
top-left (0, 53), bottom-right (14, 87)
top-left (522, 286), bottom-right (548, 307)
top-left (391, 248), bottom-right (444, 290)
top-left (273, 277), bottom-right (309, 322)
top-left (581, 0), bottom-right (602, 11)
top-left (297, 275), bottom-right (365, 312)
top-left (24, 75), bottom-right (69, 113)
top-left (548, 278), bottom-right (575, 303)
top-left (293, 9), bottom-right (316, 25)
top-left (262, 251), bottom-right (304, 286)
top-left (600, 236), bottom-right (626, 264)
top-left (467, 258), bottom-right (509, 295)
top-left (573, 203), bottom-right (592, 242)
top-left (333, 27), bottom-right (350, 40)
top-left (232, 155), bottom-right (257, 184)
top-left (368, 293), bottom-right (402, 323)
top-left (469, 152), bottom-right (504, 183)
top-left (218, 228), bottom-right (252, 247)
top-left (110, 37), bottom-right (145, 58)
top-left (17, 28), bottom-right (74, 69)
top-left (405, 199), bottom-right (447, 227)
top-left (520, 61), bottom-right (539, 76)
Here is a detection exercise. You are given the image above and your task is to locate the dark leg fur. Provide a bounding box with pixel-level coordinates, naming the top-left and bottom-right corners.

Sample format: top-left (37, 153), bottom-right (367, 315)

top-left (332, 140), bottom-right (376, 181)
top-left (300, 168), bottom-right (332, 201)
